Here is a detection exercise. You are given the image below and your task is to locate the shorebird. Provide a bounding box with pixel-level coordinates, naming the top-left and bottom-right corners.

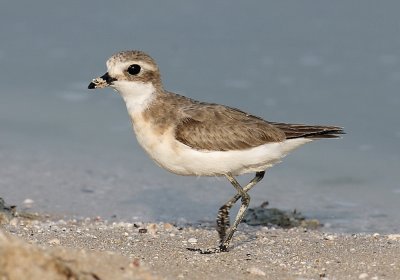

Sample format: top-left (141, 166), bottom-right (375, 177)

top-left (88, 50), bottom-right (344, 253)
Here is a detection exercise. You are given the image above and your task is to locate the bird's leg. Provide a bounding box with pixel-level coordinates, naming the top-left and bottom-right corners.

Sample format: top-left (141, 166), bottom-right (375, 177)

top-left (187, 171), bottom-right (265, 254)
top-left (216, 171), bottom-right (265, 243)
top-left (216, 197), bottom-right (235, 242)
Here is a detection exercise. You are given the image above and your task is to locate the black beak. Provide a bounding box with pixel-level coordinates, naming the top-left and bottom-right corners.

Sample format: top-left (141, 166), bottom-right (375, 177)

top-left (88, 81), bottom-right (97, 89)
top-left (88, 72), bottom-right (117, 89)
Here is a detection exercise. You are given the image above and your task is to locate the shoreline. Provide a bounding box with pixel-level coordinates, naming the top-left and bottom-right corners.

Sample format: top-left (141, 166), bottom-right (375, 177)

top-left (1, 211), bottom-right (399, 280)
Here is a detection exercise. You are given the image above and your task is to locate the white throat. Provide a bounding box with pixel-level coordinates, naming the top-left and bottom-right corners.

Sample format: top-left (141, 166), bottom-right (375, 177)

top-left (113, 81), bottom-right (156, 115)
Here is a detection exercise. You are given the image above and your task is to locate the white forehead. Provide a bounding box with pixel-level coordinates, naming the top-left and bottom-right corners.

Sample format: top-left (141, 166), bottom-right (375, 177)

top-left (106, 58), bottom-right (157, 77)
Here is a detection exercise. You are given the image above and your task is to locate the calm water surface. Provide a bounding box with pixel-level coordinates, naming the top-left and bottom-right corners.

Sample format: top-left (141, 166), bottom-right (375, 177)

top-left (0, 1), bottom-right (399, 233)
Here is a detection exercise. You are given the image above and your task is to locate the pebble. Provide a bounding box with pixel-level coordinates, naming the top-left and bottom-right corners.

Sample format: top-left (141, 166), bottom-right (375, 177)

top-left (188, 238), bottom-right (197, 244)
top-left (387, 234), bottom-right (400, 240)
top-left (9, 218), bottom-right (18, 227)
top-left (358, 273), bottom-right (368, 279)
top-left (163, 223), bottom-right (174, 231)
top-left (247, 267), bottom-right (266, 276)
top-left (147, 223), bottom-right (158, 236)
top-left (22, 199), bottom-right (34, 208)
top-left (323, 234), bottom-right (336, 241)
top-left (48, 238), bottom-right (60, 245)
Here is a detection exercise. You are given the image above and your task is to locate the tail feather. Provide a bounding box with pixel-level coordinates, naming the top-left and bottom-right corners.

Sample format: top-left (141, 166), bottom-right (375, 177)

top-left (269, 122), bottom-right (345, 139)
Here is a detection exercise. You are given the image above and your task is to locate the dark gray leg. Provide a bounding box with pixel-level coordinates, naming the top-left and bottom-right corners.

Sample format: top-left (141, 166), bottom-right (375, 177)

top-left (216, 171), bottom-right (265, 243)
top-left (187, 171), bottom-right (265, 254)
top-left (218, 171), bottom-right (265, 251)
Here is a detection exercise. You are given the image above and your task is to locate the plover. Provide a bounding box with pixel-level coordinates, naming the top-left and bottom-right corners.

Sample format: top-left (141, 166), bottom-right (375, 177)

top-left (88, 50), bottom-right (344, 253)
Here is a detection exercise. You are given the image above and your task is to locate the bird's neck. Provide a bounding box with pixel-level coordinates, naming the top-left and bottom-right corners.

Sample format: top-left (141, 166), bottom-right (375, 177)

top-left (115, 81), bottom-right (161, 117)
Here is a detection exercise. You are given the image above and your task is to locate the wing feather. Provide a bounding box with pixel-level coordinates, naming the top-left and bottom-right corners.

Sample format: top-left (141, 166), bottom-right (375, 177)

top-left (168, 93), bottom-right (344, 151)
top-left (175, 104), bottom-right (286, 151)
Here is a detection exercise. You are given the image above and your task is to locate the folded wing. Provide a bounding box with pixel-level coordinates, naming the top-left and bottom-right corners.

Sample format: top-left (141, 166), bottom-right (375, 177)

top-left (175, 103), bottom-right (344, 151)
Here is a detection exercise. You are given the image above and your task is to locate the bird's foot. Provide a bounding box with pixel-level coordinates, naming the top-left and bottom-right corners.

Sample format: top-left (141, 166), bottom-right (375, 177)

top-left (186, 244), bottom-right (229, 254)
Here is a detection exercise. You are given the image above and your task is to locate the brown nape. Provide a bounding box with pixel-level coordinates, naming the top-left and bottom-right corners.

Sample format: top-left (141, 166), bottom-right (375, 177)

top-left (269, 122), bottom-right (345, 139)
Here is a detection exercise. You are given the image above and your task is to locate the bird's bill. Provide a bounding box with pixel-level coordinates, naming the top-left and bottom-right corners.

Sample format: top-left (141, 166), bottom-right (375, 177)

top-left (88, 72), bottom-right (116, 89)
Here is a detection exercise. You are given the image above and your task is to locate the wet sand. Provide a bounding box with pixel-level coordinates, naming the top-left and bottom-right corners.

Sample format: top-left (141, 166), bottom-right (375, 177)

top-left (1, 211), bottom-right (399, 280)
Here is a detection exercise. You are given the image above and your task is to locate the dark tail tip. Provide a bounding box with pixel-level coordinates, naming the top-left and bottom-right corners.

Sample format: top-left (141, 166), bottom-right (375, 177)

top-left (303, 127), bottom-right (345, 139)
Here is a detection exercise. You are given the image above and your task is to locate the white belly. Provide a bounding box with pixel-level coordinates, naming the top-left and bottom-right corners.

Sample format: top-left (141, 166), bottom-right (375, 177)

top-left (132, 116), bottom-right (312, 176)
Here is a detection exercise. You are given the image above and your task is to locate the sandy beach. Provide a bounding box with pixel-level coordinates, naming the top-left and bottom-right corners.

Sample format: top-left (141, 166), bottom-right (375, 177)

top-left (1, 205), bottom-right (399, 280)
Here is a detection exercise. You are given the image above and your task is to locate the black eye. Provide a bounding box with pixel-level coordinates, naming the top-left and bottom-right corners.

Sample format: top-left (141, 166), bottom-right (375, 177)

top-left (127, 64), bottom-right (141, 75)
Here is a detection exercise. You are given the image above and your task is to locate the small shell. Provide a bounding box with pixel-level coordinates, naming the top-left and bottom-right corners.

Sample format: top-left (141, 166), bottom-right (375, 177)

top-left (91, 77), bottom-right (108, 88)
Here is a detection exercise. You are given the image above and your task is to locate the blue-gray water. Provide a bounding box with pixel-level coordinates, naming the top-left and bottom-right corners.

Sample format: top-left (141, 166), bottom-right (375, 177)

top-left (1, 1), bottom-right (399, 233)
